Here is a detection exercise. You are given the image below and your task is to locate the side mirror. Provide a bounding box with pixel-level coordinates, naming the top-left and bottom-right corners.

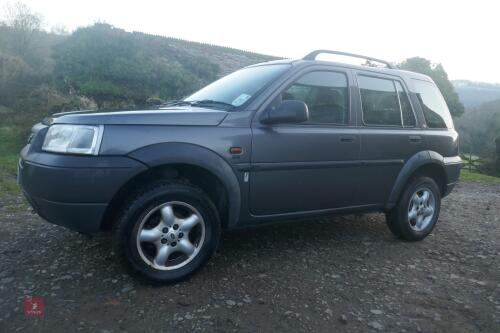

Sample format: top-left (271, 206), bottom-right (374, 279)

top-left (261, 100), bottom-right (309, 125)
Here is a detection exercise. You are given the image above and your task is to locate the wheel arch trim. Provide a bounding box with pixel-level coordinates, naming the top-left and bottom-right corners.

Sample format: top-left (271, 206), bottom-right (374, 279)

top-left (386, 150), bottom-right (447, 210)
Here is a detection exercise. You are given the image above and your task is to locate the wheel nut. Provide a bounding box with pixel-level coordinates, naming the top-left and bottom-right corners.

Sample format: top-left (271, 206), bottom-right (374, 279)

top-left (171, 241), bottom-right (177, 247)
top-left (173, 224), bottom-right (179, 230)
top-left (161, 239), bottom-right (168, 244)
top-left (162, 227), bottom-right (169, 233)
top-left (178, 232), bottom-right (184, 238)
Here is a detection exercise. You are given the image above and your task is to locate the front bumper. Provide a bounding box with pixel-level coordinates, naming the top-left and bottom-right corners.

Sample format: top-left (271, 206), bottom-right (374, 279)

top-left (21, 190), bottom-right (108, 233)
top-left (19, 146), bottom-right (147, 233)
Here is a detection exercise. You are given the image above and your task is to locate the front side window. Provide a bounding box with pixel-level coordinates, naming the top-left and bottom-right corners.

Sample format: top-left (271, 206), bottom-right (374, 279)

top-left (281, 71), bottom-right (349, 124)
top-left (185, 64), bottom-right (290, 110)
top-left (358, 75), bottom-right (401, 126)
top-left (412, 79), bottom-right (453, 129)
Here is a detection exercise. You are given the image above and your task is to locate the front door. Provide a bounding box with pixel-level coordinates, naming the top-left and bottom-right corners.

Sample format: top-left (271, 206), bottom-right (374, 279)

top-left (249, 69), bottom-right (360, 216)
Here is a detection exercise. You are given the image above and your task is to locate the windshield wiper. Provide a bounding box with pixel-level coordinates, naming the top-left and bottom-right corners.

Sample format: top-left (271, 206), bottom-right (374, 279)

top-left (159, 99), bottom-right (235, 110)
top-left (190, 100), bottom-right (235, 109)
top-left (160, 100), bottom-right (193, 107)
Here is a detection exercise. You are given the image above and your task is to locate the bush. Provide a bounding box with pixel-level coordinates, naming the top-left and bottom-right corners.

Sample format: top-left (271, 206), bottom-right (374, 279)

top-left (52, 24), bottom-right (220, 109)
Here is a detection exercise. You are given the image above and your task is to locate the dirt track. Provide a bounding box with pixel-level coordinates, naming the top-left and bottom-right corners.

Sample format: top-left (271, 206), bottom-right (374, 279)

top-left (0, 182), bottom-right (499, 332)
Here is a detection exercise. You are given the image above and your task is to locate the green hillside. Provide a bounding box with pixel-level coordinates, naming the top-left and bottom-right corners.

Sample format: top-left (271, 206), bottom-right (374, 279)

top-left (0, 23), bottom-right (276, 125)
top-left (452, 80), bottom-right (500, 109)
top-left (0, 22), bottom-right (277, 188)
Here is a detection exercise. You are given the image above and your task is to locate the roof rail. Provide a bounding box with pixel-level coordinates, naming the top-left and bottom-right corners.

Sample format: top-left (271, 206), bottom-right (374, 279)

top-left (303, 50), bottom-right (397, 69)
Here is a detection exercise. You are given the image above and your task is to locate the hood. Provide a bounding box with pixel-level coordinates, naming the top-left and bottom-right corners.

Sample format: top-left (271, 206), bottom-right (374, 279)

top-left (48, 107), bottom-right (228, 126)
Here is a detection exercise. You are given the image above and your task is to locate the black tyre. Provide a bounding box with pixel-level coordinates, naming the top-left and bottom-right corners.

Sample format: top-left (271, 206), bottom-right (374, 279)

top-left (113, 181), bottom-right (221, 284)
top-left (386, 176), bottom-right (441, 241)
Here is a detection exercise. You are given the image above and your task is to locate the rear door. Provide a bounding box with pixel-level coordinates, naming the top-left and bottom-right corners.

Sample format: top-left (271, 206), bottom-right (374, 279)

top-left (354, 71), bottom-right (423, 205)
top-left (249, 67), bottom-right (361, 215)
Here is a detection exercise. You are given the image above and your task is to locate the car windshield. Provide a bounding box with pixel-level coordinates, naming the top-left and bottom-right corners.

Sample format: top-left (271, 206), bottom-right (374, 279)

top-left (183, 64), bottom-right (290, 110)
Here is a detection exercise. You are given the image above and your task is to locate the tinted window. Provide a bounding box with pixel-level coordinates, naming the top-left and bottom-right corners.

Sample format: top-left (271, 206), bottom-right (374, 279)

top-left (395, 81), bottom-right (416, 127)
top-left (282, 71), bottom-right (348, 124)
top-left (185, 64), bottom-right (290, 109)
top-left (412, 79), bottom-right (453, 128)
top-left (359, 75), bottom-right (401, 126)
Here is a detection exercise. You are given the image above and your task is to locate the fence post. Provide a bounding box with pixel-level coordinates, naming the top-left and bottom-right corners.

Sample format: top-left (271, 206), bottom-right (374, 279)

top-left (496, 137), bottom-right (500, 174)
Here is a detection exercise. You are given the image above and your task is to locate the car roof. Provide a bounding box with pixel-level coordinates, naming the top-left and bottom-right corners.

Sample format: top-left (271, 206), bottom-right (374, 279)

top-left (249, 55), bottom-right (433, 83)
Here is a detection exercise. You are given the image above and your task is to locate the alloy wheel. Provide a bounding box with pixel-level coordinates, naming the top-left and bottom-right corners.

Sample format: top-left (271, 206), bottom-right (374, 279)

top-left (407, 187), bottom-right (436, 232)
top-left (136, 201), bottom-right (205, 270)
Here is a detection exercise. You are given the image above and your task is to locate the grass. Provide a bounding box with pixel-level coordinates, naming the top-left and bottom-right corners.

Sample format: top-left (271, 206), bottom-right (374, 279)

top-left (0, 126), bottom-right (26, 201)
top-left (0, 172), bottom-right (18, 193)
top-left (0, 168), bottom-right (24, 212)
top-left (0, 154), bottom-right (19, 174)
top-left (460, 169), bottom-right (500, 183)
top-left (0, 152), bottom-right (25, 211)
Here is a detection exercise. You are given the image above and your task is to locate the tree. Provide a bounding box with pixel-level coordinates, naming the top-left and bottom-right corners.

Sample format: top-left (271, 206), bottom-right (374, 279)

top-left (3, 1), bottom-right (42, 30)
top-left (399, 57), bottom-right (464, 117)
top-left (2, 1), bottom-right (43, 56)
top-left (0, 53), bottom-right (41, 106)
top-left (50, 23), bottom-right (69, 36)
top-left (455, 98), bottom-right (500, 175)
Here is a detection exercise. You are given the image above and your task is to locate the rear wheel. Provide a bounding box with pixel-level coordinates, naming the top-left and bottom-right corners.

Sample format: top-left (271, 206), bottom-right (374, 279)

top-left (113, 182), bottom-right (220, 284)
top-left (386, 176), bottom-right (441, 241)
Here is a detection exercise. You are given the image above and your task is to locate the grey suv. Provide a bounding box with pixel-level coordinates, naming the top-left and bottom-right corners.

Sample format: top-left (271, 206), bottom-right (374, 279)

top-left (19, 50), bottom-right (461, 283)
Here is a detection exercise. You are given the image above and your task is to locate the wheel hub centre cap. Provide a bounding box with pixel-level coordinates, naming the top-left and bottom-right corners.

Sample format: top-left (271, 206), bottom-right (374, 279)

top-left (161, 232), bottom-right (178, 242)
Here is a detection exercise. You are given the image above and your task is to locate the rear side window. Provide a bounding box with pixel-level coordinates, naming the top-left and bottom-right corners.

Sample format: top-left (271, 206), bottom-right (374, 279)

top-left (396, 81), bottom-right (416, 126)
top-left (412, 79), bottom-right (453, 129)
top-left (282, 71), bottom-right (349, 124)
top-left (358, 75), bottom-right (401, 126)
top-left (358, 75), bottom-right (416, 127)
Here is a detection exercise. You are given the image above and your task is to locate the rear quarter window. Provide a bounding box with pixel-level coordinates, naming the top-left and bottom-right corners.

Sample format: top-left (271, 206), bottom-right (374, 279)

top-left (411, 79), bottom-right (453, 129)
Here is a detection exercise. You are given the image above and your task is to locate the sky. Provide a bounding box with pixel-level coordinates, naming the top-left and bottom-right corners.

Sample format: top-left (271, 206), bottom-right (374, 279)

top-left (2, 0), bottom-right (499, 83)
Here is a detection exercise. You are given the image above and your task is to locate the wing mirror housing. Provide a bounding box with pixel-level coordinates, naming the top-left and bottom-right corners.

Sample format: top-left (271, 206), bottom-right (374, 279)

top-left (261, 100), bottom-right (309, 125)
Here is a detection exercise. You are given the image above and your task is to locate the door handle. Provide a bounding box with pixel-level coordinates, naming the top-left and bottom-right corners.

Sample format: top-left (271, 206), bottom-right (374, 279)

top-left (339, 135), bottom-right (356, 143)
top-left (409, 135), bottom-right (422, 143)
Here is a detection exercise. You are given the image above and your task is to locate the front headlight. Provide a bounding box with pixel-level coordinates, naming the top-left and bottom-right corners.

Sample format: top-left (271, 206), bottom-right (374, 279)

top-left (42, 124), bottom-right (104, 155)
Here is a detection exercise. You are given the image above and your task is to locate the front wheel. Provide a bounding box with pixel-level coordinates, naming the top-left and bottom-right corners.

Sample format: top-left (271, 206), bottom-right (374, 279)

top-left (386, 176), bottom-right (441, 241)
top-left (113, 182), bottom-right (221, 284)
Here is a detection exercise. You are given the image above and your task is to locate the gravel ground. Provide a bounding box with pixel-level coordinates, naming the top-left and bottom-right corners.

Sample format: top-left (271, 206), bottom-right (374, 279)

top-left (0, 182), bottom-right (499, 332)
